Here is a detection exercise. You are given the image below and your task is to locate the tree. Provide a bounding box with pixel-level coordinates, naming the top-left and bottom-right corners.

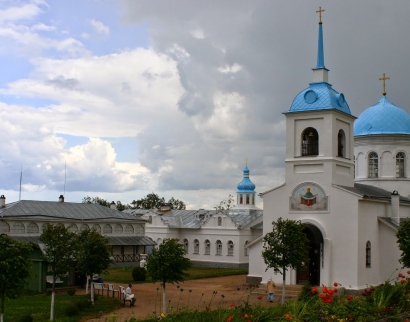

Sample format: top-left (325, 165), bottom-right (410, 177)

top-left (82, 196), bottom-right (130, 211)
top-left (76, 229), bottom-right (112, 305)
top-left (146, 238), bottom-right (192, 314)
top-left (0, 234), bottom-right (33, 322)
top-left (262, 217), bottom-right (309, 304)
top-left (40, 224), bottom-right (77, 321)
top-left (131, 193), bottom-right (186, 210)
top-left (214, 194), bottom-right (235, 211)
top-left (396, 218), bottom-right (410, 268)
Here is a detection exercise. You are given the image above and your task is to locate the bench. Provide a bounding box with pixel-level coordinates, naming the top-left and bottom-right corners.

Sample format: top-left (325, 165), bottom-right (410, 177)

top-left (93, 282), bottom-right (108, 296)
top-left (119, 286), bottom-right (135, 307)
top-left (107, 283), bottom-right (120, 298)
top-left (46, 276), bottom-right (63, 285)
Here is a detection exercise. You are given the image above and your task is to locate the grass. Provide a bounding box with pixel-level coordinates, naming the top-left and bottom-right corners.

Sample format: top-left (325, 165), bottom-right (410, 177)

top-left (101, 266), bottom-right (248, 284)
top-left (3, 293), bottom-right (122, 322)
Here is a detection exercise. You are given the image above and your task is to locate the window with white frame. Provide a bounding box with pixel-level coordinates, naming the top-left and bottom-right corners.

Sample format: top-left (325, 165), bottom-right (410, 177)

top-left (80, 224), bottom-right (89, 232)
top-left (217, 217), bottom-right (222, 226)
top-left (244, 240), bottom-right (249, 256)
top-left (27, 222), bottom-right (39, 233)
top-left (216, 240), bottom-right (222, 255)
top-left (92, 224), bottom-right (101, 233)
top-left (183, 239), bottom-right (189, 253)
top-left (68, 224), bottom-right (78, 233)
top-left (227, 240), bottom-right (234, 256)
top-left (125, 224), bottom-right (134, 234)
top-left (135, 224), bottom-right (144, 236)
top-left (103, 224), bottom-right (112, 234)
top-left (12, 222), bottom-right (25, 234)
top-left (368, 152), bottom-right (378, 178)
top-left (204, 240), bottom-right (210, 255)
top-left (396, 152), bottom-right (405, 178)
top-left (194, 239), bottom-right (199, 254)
top-left (0, 222), bottom-right (10, 233)
top-left (366, 241), bottom-right (371, 268)
top-left (114, 224), bottom-right (123, 234)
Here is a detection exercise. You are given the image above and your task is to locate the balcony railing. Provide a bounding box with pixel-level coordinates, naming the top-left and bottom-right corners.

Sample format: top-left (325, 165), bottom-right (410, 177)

top-left (112, 254), bottom-right (142, 262)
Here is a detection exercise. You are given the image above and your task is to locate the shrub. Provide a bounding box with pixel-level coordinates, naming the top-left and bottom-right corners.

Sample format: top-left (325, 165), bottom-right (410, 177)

top-left (18, 314), bottom-right (33, 322)
top-left (132, 266), bottom-right (147, 282)
top-left (67, 288), bottom-right (76, 296)
top-left (64, 304), bottom-right (79, 316)
top-left (75, 299), bottom-right (92, 310)
top-left (298, 282), bottom-right (314, 302)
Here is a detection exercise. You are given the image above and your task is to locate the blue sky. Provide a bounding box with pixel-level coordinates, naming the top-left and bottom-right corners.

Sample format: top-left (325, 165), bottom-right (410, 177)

top-left (1, 0), bottom-right (410, 208)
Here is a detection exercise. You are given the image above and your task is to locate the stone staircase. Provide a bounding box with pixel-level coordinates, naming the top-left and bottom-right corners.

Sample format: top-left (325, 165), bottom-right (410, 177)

top-left (251, 283), bottom-right (304, 300)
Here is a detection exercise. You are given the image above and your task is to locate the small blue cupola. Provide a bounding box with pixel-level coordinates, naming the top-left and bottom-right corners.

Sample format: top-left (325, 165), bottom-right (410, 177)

top-left (236, 165), bottom-right (256, 207)
top-left (287, 8), bottom-right (351, 116)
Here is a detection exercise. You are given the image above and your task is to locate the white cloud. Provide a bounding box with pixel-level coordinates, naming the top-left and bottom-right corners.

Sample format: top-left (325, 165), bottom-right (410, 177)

top-left (89, 19), bottom-right (109, 35)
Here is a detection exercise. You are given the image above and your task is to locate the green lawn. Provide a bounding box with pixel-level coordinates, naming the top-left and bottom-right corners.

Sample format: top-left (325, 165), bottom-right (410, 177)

top-left (101, 266), bottom-right (248, 284)
top-left (3, 293), bottom-right (122, 322)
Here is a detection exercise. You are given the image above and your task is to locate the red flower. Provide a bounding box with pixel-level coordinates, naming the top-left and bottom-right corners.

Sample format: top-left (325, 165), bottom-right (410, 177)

top-left (244, 314), bottom-right (250, 318)
top-left (334, 288), bottom-right (338, 293)
top-left (334, 282), bottom-right (338, 287)
top-left (257, 295), bottom-right (262, 300)
top-left (311, 287), bottom-right (317, 295)
top-left (229, 303), bottom-right (235, 307)
top-left (226, 316), bottom-right (234, 322)
top-left (285, 313), bottom-right (293, 320)
top-left (407, 270), bottom-right (410, 275)
top-left (399, 273), bottom-right (404, 278)
top-left (401, 279), bottom-right (406, 284)
top-left (347, 295), bottom-right (353, 301)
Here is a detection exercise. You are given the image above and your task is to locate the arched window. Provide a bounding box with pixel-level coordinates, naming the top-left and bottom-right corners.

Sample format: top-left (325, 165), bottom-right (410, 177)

top-left (301, 127), bottom-right (319, 156)
top-left (194, 239), bottom-right (199, 254)
top-left (216, 240), bottom-right (222, 255)
top-left (239, 194), bottom-right (243, 204)
top-left (0, 222), bottom-right (10, 233)
top-left (92, 224), bottom-right (101, 233)
top-left (12, 222), bottom-right (25, 234)
top-left (148, 215), bottom-right (153, 224)
top-left (366, 241), bottom-right (371, 268)
top-left (217, 217), bottom-right (222, 226)
top-left (27, 222), bottom-right (39, 234)
top-left (183, 239), bottom-right (189, 253)
top-left (338, 130), bottom-right (345, 157)
top-left (135, 224), bottom-right (144, 236)
top-left (246, 194), bottom-right (250, 204)
top-left (68, 224), bottom-right (78, 233)
top-left (125, 224), bottom-right (134, 234)
top-left (396, 152), bottom-right (405, 178)
top-left (227, 241), bottom-right (234, 256)
top-left (103, 224), bottom-right (112, 234)
top-left (368, 152), bottom-right (378, 178)
top-left (80, 224), bottom-right (89, 232)
top-left (114, 224), bottom-right (123, 234)
top-left (204, 240), bottom-right (210, 255)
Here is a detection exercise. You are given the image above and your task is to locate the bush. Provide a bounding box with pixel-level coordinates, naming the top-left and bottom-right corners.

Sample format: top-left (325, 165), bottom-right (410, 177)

top-left (75, 299), bottom-right (92, 310)
top-left (18, 314), bottom-right (33, 322)
top-left (64, 304), bottom-right (79, 316)
top-left (67, 288), bottom-right (76, 296)
top-left (132, 266), bottom-right (147, 282)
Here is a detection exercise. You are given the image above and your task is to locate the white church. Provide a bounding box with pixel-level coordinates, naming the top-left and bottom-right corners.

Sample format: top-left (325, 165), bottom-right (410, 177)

top-left (247, 10), bottom-right (410, 290)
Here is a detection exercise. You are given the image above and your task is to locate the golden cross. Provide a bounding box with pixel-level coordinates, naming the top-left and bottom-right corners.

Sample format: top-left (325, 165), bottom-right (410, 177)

top-left (245, 157), bottom-right (248, 166)
top-left (316, 6), bottom-right (325, 24)
top-left (379, 73), bottom-right (390, 96)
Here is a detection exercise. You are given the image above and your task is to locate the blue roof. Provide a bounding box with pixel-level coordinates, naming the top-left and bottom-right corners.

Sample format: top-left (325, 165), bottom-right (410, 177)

top-left (354, 96), bottom-right (410, 136)
top-left (288, 82), bottom-right (351, 115)
top-left (313, 23), bottom-right (327, 70)
top-left (237, 166), bottom-right (256, 193)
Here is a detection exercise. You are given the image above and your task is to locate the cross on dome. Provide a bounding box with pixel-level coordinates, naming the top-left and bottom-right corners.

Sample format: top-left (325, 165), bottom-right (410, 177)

top-left (379, 73), bottom-right (390, 96)
top-left (316, 6), bottom-right (325, 24)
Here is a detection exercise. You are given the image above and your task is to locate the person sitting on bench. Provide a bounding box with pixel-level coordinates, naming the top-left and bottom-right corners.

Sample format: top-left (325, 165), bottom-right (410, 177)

top-left (125, 284), bottom-right (136, 306)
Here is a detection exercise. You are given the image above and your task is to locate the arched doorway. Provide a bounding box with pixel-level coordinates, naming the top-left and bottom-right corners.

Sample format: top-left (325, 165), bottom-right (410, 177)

top-left (297, 224), bottom-right (323, 286)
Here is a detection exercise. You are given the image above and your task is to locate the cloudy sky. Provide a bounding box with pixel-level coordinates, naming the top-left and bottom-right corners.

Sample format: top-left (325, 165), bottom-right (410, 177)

top-left (0, 0), bottom-right (409, 209)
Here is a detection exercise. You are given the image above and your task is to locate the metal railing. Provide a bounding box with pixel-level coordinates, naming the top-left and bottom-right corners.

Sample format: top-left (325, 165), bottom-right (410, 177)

top-left (112, 254), bottom-right (141, 262)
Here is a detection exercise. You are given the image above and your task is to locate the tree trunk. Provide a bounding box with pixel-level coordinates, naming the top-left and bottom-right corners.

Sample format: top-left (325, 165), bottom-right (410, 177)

top-left (86, 275), bottom-right (89, 295)
top-left (50, 281), bottom-right (55, 321)
top-left (90, 273), bottom-right (95, 305)
top-left (162, 282), bottom-right (166, 314)
top-left (281, 268), bottom-right (286, 304)
top-left (1, 291), bottom-right (5, 322)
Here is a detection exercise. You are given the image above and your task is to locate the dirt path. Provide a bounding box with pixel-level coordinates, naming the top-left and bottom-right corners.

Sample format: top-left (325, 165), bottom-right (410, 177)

top-left (83, 275), bottom-right (275, 321)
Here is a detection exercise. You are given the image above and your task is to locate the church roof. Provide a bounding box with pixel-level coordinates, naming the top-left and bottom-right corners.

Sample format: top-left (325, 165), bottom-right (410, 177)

top-left (0, 200), bottom-right (145, 222)
top-left (354, 96), bottom-right (410, 136)
top-left (159, 208), bottom-right (263, 229)
top-left (335, 183), bottom-right (410, 204)
top-left (288, 82), bottom-right (351, 115)
top-left (237, 166), bottom-right (256, 193)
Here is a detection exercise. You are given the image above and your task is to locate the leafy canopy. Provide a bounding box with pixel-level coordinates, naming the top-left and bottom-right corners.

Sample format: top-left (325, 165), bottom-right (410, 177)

top-left (397, 218), bottom-right (410, 268)
top-left (214, 194), bottom-right (235, 211)
top-left (146, 238), bottom-right (192, 284)
top-left (262, 217), bottom-right (309, 274)
top-left (131, 193), bottom-right (186, 210)
top-left (82, 196), bottom-right (130, 211)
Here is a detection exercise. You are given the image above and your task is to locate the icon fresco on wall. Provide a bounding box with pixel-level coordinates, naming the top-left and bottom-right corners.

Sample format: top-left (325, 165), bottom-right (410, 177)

top-left (290, 182), bottom-right (328, 211)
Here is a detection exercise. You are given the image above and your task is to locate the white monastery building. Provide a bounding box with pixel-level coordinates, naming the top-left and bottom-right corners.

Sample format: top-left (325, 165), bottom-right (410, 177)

top-left (126, 166), bottom-right (263, 268)
top-left (247, 10), bottom-right (410, 290)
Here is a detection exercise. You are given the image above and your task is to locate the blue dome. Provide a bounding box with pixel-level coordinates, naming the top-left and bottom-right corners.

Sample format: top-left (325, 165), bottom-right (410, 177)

top-left (354, 96), bottom-right (410, 136)
top-left (237, 166), bottom-right (256, 193)
top-left (288, 82), bottom-right (351, 115)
